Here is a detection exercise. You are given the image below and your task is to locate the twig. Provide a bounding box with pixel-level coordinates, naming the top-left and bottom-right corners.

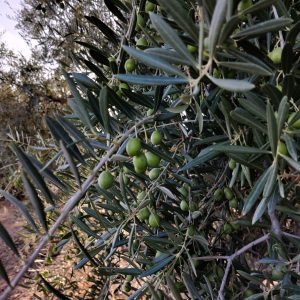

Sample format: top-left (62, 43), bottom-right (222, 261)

top-left (217, 234), bottom-right (269, 300)
top-left (0, 116), bottom-right (152, 300)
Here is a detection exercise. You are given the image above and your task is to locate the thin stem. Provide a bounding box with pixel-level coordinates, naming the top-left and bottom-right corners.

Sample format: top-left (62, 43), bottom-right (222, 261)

top-left (217, 234), bottom-right (269, 300)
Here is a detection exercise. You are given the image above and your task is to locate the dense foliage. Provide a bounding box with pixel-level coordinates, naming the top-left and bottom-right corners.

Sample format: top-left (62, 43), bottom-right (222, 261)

top-left (1, 0), bottom-right (300, 299)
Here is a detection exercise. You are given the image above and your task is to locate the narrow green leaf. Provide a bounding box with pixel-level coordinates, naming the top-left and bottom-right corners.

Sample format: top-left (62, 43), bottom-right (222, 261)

top-left (182, 272), bottom-right (203, 300)
top-left (114, 74), bottom-right (188, 86)
top-left (277, 96), bottom-right (289, 135)
top-left (242, 0), bottom-right (278, 14)
top-left (195, 100), bottom-right (203, 135)
top-left (22, 173), bottom-right (48, 232)
top-left (280, 155), bottom-right (300, 171)
top-left (232, 18), bottom-right (293, 40)
top-left (266, 102), bottom-right (278, 157)
top-left (242, 167), bottom-right (271, 215)
top-left (262, 162), bottom-right (278, 198)
top-left (45, 116), bottom-right (85, 164)
top-left (123, 46), bottom-right (186, 77)
top-left (139, 255), bottom-right (175, 278)
top-left (208, 0), bottom-right (227, 57)
top-left (286, 20), bottom-right (300, 46)
top-left (145, 48), bottom-right (191, 66)
top-left (252, 197), bottom-right (268, 224)
top-left (166, 104), bottom-right (189, 113)
top-left (218, 61), bottom-right (272, 76)
top-left (12, 145), bottom-right (54, 205)
top-left (0, 258), bottom-right (10, 285)
top-left (39, 275), bottom-right (71, 300)
top-left (71, 228), bottom-right (98, 267)
top-left (283, 134), bottom-right (297, 161)
top-left (98, 267), bottom-right (142, 276)
top-left (70, 215), bottom-right (100, 239)
top-left (166, 276), bottom-right (183, 300)
top-left (85, 16), bottom-right (118, 45)
top-left (207, 75), bottom-right (255, 92)
top-left (213, 144), bottom-right (270, 155)
top-left (180, 144), bottom-right (221, 171)
top-left (0, 222), bottom-right (19, 256)
top-left (0, 190), bottom-right (39, 233)
top-left (147, 284), bottom-right (161, 300)
top-left (60, 141), bottom-right (81, 188)
top-left (62, 70), bottom-right (94, 132)
top-left (28, 155), bottom-right (68, 191)
top-left (231, 108), bottom-right (267, 133)
top-left (56, 115), bottom-right (96, 157)
top-left (149, 13), bottom-right (197, 67)
top-left (239, 95), bottom-right (266, 121)
top-left (156, 0), bottom-right (198, 41)
top-left (98, 87), bottom-right (111, 133)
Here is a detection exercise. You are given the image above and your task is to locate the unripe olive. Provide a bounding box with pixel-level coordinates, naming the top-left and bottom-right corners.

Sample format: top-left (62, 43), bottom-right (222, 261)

top-left (213, 188), bottom-right (223, 201)
top-left (237, 0), bottom-right (252, 13)
top-left (216, 266), bottom-right (224, 278)
top-left (149, 168), bottom-right (160, 180)
top-left (277, 141), bottom-right (288, 156)
top-left (126, 138), bottom-right (142, 157)
top-left (187, 225), bottom-right (195, 236)
top-left (145, 151), bottom-right (160, 168)
top-left (224, 187), bottom-right (234, 200)
top-left (136, 37), bottom-right (148, 49)
top-left (289, 112), bottom-right (300, 129)
top-left (178, 186), bottom-right (188, 198)
top-left (125, 58), bottom-right (136, 73)
top-left (151, 130), bottom-right (162, 145)
top-left (137, 207), bottom-right (150, 221)
top-left (180, 200), bottom-right (189, 211)
top-left (126, 274), bottom-right (134, 282)
top-left (268, 47), bottom-right (282, 64)
top-left (133, 153), bottom-right (147, 174)
top-left (190, 201), bottom-right (198, 212)
top-left (149, 213), bottom-right (160, 228)
top-left (228, 159), bottom-right (236, 170)
top-left (145, 1), bottom-right (155, 13)
top-left (137, 191), bottom-right (146, 202)
top-left (187, 44), bottom-right (197, 54)
top-left (98, 171), bottom-right (113, 189)
top-left (222, 223), bottom-right (232, 234)
top-left (244, 290), bottom-right (254, 298)
top-left (147, 108), bottom-right (154, 116)
top-left (229, 198), bottom-right (238, 209)
top-left (123, 174), bottom-right (130, 185)
top-left (271, 267), bottom-right (285, 280)
top-left (135, 14), bottom-right (145, 31)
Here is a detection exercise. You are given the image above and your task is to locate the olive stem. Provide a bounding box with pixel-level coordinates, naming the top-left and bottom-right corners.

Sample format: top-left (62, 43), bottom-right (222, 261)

top-left (217, 233), bottom-right (269, 300)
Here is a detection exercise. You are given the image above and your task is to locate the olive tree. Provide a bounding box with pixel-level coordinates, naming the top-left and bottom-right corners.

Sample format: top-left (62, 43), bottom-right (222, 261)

top-left (1, 0), bottom-right (300, 299)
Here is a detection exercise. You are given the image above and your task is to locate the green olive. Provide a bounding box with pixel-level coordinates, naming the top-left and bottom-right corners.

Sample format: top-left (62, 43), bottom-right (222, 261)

top-left (229, 198), bottom-right (238, 209)
top-left (151, 130), bottom-right (162, 145)
top-left (126, 138), bottom-right (142, 157)
top-left (149, 168), bottom-right (160, 180)
top-left (224, 187), bottom-right (234, 200)
top-left (213, 188), bottom-right (223, 201)
top-left (187, 225), bottom-right (195, 236)
top-left (228, 159), bottom-right (236, 170)
top-left (277, 141), bottom-right (288, 156)
top-left (187, 44), bottom-right (198, 54)
top-left (268, 47), bottom-right (282, 64)
top-left (137, 207), bottom-right (150, 221)
top-left (98, 171), bottom-right (113, 189)
top-left (133, 153), bottom-right (147, 174)
top-left (149, 213), bottom-right (160, 228)
top-left (125, 58), bottom-right (136, 73)
top-left (180, 200), bottom-right (189, 211)
top-left (145, 151), bottom-right (160, 168)
top-left (136, 37), bottom-right (148, 49)
top-left (145, 1), bottom-right (155, 13)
